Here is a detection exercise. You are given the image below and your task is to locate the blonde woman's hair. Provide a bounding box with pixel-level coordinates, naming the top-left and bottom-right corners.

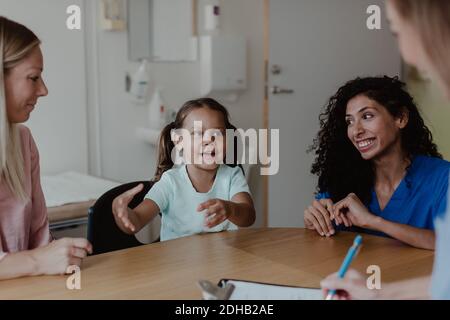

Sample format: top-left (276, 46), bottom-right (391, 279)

top-left (0, 16), bottom-right (40, 201)
top-left (390, 0), bottom-right (450, 94)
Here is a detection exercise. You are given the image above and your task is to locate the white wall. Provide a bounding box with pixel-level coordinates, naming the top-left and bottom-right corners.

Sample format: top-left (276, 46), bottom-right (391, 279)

top-left (267, 0), bottom-right (401, 227)
top-left (0, 0), bottom-right (89, 175)
top-left (407, 76), bottom-right (450, 160)
top-left (87, 0), bottom-right (266, 226)
top-left (2, 0), bottom-right (401, 230)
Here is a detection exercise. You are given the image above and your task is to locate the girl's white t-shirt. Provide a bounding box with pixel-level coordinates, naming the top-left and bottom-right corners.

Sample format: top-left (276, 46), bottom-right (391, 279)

top-left (145, 164), bottom-right (250, 241)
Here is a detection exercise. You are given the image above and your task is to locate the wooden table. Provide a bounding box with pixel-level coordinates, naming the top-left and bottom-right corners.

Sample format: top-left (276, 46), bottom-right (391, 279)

top-left (0, 228), bottom-right (434, 299)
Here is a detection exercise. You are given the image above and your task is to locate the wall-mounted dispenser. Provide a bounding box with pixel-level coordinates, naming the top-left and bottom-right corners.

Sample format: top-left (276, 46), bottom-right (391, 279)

top-left (200, 35), bottom-right (247, 99)
top-left (128, 59), bottom-right (150, 104)
top-left (204, 0), bottom-right (220, 32)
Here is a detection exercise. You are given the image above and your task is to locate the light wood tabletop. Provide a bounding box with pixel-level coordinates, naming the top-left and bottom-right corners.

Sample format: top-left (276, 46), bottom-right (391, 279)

top-left (0, 228), bottom-right (434, 299)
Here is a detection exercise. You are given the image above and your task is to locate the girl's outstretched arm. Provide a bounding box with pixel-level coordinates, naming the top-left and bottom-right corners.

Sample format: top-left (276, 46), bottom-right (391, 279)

top-left (112, 184), bottom-right (160, 234)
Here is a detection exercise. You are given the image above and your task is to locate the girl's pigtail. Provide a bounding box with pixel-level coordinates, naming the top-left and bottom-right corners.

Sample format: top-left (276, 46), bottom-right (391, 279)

top-left (153, 122), bottom-right (176, 182)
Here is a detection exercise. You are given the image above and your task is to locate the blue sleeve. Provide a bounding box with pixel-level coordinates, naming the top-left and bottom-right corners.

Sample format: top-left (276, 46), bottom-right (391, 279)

top-left (431, 205), bottom-right (450, 298)
top-left (230, 166), bottom-right (251, 198)
top-left (315, 191), bottom-right (331, 200)
top-left (145, 172), bottom-right (173, 214)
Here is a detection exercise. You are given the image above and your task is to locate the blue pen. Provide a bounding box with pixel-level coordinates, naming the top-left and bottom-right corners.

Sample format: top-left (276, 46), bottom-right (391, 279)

top-left (325, 235), bottom-right (363, 300)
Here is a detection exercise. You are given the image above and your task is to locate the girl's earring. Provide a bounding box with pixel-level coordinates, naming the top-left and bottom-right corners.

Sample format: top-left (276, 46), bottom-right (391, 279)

top-left (174, 143), bottom-right (185, 165)
top-left (175, 142), bottom-right (183, 152)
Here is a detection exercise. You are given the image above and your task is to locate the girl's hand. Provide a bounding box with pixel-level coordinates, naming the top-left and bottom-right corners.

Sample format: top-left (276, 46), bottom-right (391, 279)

top-left (112, 184), bottom-right (144, 233)
top-left (333, 193), bottom-right (375, 228)
top-left (197, 199), bottom-right (233, 228)
top-left (32, 238), bottom-right (93, 275)
top-left (321, 269), bottom-right (379, 300)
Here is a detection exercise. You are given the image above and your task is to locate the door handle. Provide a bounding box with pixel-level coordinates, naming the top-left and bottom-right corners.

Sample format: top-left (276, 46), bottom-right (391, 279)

top-left (271, 86), bottom-right (294, 95)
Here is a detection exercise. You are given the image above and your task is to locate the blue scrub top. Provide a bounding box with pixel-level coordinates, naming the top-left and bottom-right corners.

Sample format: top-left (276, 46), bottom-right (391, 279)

top-left (316, 155), bottom-right (450, 237)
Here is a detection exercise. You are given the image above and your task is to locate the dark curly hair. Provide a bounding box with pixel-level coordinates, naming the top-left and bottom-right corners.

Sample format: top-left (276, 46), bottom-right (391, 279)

top-left (309, 76), bottom-right (441, 204)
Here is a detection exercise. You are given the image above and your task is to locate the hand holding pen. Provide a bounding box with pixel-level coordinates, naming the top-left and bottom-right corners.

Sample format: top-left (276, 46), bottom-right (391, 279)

top-left (320, 235), bottom-right (375, 300)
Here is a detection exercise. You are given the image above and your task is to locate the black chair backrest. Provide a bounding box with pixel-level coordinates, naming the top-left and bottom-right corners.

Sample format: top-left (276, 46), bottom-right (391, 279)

top-left (87, 180), bottom-right (154, 255)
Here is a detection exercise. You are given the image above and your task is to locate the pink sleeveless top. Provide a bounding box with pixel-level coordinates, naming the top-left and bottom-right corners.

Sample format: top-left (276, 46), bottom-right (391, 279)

top-left (0, 125), bottom-right (50, 260)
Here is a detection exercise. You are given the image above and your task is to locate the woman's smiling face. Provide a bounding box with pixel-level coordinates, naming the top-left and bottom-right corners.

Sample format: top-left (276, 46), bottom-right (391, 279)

top-left (346, 94), bottom-right (408, 160)
top-left (4, 46), bottom-right (48, 123)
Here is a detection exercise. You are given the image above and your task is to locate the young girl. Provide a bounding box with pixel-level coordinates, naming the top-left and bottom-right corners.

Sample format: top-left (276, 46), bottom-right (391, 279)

top-left (112, 98), bottom-right (256, 241)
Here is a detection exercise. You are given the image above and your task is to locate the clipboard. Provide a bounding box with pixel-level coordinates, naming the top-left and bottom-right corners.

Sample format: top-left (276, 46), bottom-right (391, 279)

top-left (218, 279), bottom-right (323, 300)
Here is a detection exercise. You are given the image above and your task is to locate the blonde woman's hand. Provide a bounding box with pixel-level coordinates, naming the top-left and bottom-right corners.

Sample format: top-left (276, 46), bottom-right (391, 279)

top-left (31, 238), bottom-right (92, 275)
top-left (112, 184), bottom-right (144, 233)
top-left (321, 269), bottom-right (379, 300)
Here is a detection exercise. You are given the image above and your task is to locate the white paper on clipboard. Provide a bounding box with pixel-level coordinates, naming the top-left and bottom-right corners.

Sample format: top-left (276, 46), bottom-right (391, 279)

top-left (219, 279), bottom-right (323, 300)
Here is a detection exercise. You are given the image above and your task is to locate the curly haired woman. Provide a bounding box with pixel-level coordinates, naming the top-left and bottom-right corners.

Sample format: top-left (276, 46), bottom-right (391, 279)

top-left (304, 75), bottom-right (449, 250)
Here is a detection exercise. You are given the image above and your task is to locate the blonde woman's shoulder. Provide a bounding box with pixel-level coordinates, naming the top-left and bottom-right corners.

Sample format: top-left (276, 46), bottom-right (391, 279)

top-left (16, 124), bottom-right (38, 155)
top-left (17, 124), bottom-right (32, 137)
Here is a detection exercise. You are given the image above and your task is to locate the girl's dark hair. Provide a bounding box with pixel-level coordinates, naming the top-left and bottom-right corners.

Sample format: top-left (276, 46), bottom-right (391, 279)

top-left (153, 98), bottom-right (235, 182)
top-left (309, 76), bottom-right (441, 204)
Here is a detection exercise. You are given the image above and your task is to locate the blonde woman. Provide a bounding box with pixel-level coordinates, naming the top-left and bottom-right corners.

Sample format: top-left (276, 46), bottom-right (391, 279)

top-left (321, 0), bottom-right (450, 299)
top-left (0, 16), bottom-right (91, 280)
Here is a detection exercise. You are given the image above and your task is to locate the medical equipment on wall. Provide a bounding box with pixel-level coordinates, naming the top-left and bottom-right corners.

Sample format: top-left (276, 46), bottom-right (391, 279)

top-left (129, 59), bottom-right (150, 104)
